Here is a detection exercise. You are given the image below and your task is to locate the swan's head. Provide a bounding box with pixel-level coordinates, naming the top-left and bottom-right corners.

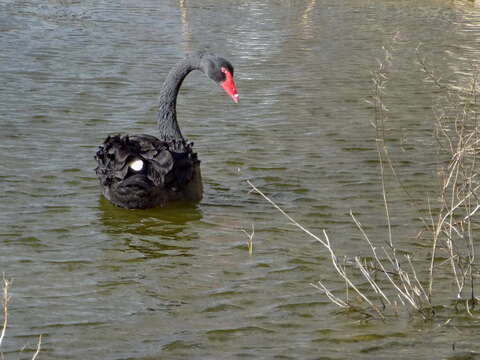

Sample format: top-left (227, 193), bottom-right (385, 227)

top-left (200, 54), bottom-right (239, 103)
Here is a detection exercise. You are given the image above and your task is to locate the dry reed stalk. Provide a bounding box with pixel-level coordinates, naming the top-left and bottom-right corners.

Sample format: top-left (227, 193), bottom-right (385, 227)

top-left (0, 276), bottom-right (10, 349)
top-left (246, 42), bottom-right (480, 319)
top-left (0, 276), bottom-right (42, 359)
top-left (31, 335), bottom-right (41, 360)
top-left (247, 178), bottom-right (438, 318)
top-left (417, 47), bottom-right (480, 305)
top-left (246, 180), bottom-right (386, 318)
top-left (244, 44), bottom-right (436, 319)
top-left (241, 224), bottom-right (255, 255)
top-left (310, 282), bottom-right (348, 308)
top-left (244, 40), bottom-right (479, 320)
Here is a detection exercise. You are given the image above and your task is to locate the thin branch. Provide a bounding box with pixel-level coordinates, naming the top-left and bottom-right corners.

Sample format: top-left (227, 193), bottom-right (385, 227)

top-left (31, 335), bottom-right (42, 360)
top-left (0, 276), bottom-right (10, 349)
top-left (310, 282), bottom-right (348, 308)
top-left (241, 223), bottom-right (255, 255)
top-left (350, 211), bottom-right (421, 311)
top-left (247, 180), bottom-right (384, 318)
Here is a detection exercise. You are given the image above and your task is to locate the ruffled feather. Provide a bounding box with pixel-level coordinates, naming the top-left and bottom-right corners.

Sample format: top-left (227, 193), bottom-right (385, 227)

top-left (95, 134), bottom-right (199, 208)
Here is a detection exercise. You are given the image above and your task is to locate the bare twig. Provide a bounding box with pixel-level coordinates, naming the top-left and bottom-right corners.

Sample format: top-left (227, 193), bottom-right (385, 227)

top-left (247, 180), bottom-right (385, 318)
top-left (31, 335), bottom-right (42, 360)
top-left (241, 224), bottom-right (255, 255)
top-left (0, 276), bottom-right (10, 349)
top-left (310, 282), bottom-right (348, 308)
top-left (350, 211), bottom-right (423, 313)
top-left (0, 277), bottom-right (42, 360)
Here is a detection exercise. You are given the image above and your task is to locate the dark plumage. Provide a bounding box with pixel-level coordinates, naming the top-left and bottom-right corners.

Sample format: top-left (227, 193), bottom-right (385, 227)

top-left (94, 52), bottom-right (239, 209)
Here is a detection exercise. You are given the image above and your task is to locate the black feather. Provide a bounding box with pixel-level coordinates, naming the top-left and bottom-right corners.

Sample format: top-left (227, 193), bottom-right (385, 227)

top-left (94, 134), bottom-right (202, 209)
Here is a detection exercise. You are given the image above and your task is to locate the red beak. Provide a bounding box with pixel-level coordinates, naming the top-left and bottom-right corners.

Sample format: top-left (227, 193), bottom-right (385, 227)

top-left (220, 68), bottom-right (239, 103)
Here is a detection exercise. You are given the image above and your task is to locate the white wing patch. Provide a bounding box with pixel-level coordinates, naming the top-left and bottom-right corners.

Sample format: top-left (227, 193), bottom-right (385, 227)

top-left (129, 159), bottom-right (144, 171)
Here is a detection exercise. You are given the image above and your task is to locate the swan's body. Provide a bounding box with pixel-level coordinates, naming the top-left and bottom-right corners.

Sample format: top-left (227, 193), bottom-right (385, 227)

top-left (95, 52), bottom-right (238, 209)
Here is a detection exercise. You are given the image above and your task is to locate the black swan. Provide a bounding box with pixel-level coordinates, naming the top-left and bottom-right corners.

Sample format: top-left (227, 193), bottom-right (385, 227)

top-left (95, 52), bottom-right (239, 209)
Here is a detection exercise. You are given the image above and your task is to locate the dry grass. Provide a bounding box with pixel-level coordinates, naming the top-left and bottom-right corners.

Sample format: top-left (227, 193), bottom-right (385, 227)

top-left (247, 42), bottom-right (480, 320)
top-left (417, 46), bottom-right (480, 309)
top-left (241, 224), bottom-right (255, 255)
top-left (0, 276), bottom-right (42, 360)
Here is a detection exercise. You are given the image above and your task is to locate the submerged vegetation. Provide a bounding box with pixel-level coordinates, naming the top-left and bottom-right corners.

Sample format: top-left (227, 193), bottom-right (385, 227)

top-left (248, 44), bottom-right (480, 320)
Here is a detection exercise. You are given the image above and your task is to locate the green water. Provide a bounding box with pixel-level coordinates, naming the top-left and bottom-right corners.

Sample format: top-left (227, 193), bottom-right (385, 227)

top-left (1, 0), bottom-right (480, 358)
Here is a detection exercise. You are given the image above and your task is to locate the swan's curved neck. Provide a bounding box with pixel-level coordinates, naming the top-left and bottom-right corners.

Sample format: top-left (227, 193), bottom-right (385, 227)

top-left (157, 55), bottom-right (201, 142)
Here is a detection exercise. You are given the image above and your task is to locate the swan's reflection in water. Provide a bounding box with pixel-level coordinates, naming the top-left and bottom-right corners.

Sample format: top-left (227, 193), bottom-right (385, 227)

top-left (98, 197), bottom-right (203, 258)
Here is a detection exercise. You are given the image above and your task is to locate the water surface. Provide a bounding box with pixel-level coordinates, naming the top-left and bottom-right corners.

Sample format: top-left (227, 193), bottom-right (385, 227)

top-left (1, 0), bottom-right (480, 358)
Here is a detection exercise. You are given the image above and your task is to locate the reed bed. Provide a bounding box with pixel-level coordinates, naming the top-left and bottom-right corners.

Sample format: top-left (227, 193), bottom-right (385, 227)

top-left (248, 44), bottom-right (480, 320)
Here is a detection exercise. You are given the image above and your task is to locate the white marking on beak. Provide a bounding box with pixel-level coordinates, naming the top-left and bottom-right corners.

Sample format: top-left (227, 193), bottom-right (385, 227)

top-left (129, 159), bottom-right (144, 171)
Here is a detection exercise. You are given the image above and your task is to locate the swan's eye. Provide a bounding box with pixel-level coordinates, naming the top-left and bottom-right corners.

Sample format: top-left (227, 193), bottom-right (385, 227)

top-left (129, 159), bottom-right (144, 171)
